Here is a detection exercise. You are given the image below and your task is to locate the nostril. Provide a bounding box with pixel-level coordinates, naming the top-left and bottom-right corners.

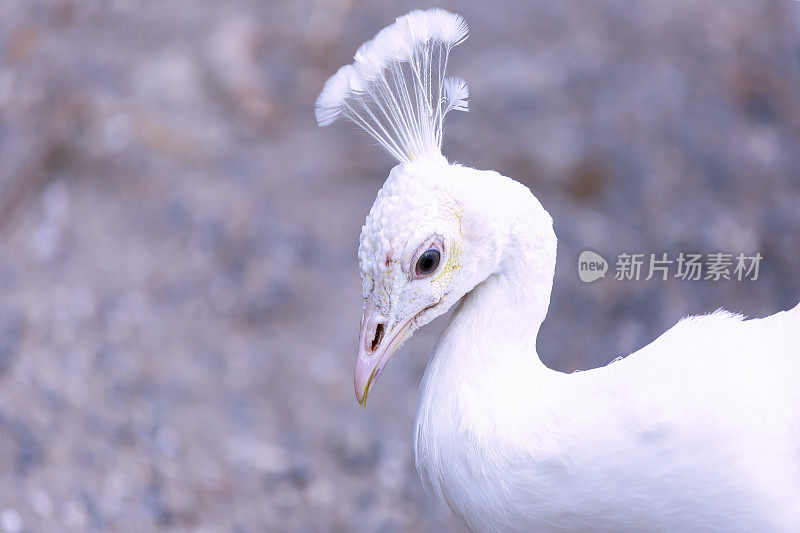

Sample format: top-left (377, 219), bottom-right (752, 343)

top-left (371, 323), bottom-right (385, 352)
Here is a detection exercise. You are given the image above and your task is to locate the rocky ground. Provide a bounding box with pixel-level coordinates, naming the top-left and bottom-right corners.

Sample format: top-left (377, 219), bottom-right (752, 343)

top-left (0, 0), bottom-right (799, 531)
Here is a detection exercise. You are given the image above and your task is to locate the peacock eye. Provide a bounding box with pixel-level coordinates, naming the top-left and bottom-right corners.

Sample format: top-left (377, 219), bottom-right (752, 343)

top-left (415, 248), bottom-right (441, 276)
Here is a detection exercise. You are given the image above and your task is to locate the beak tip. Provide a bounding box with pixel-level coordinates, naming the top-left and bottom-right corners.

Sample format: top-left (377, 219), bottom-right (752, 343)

top-left (356, 390), bottom-right (368, 408)
top-left (355, 380), bottom-right (368, 407)
top-left (355, 361), bottom-right (375, 408)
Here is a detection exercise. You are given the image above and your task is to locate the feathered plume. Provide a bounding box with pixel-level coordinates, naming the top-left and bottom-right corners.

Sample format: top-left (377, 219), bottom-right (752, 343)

top-left (315, 9), bottom-right (469, 163)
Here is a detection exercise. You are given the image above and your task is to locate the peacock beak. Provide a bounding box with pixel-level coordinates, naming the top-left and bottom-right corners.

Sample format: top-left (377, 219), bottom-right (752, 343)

top-left (355, 300), bottom-right (414, 407)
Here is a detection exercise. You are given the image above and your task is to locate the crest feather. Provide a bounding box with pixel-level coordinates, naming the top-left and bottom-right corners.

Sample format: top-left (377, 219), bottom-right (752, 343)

top-left (315, 9), bottom-right (469, 163)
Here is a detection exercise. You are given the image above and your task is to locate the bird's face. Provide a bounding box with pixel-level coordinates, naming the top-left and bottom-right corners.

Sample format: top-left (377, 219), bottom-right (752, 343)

top-left (355, 160), bottom-right (499, 405)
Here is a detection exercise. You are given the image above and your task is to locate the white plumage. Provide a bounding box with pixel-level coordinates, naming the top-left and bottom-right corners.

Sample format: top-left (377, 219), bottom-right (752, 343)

top-left (316, 9), bottom-right (800, 531)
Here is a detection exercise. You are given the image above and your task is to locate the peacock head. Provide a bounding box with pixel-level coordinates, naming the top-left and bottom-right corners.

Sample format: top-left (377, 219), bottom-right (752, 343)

top-left (354, 156), bottom-right (504, 404)
top-left (315, 9), bottom-right (520, 404)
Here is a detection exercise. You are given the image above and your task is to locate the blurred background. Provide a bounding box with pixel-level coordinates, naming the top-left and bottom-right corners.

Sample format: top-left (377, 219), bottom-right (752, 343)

top-left (0, 0), bottom-right (799, 530)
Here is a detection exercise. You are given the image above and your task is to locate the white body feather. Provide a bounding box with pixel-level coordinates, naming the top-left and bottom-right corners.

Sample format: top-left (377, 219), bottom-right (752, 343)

top-left (412, 167), bottom-right (800, 532)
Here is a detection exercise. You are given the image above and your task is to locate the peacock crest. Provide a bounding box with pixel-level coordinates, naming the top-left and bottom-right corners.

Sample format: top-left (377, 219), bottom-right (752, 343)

top-left (315, 9), bottom-right (469, 163)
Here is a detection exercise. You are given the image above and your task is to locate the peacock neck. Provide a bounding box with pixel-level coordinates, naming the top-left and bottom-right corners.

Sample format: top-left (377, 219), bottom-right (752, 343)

top-left (414, 184), bottom-right (560, 512)
top-left (417, 180), bottom-right (559, 422)
top-left (442, 176), bottom-right (557, 373)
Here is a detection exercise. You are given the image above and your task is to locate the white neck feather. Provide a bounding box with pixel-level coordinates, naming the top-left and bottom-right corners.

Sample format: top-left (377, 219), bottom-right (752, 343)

top-left (414, 174), bottom-right (560, 526)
